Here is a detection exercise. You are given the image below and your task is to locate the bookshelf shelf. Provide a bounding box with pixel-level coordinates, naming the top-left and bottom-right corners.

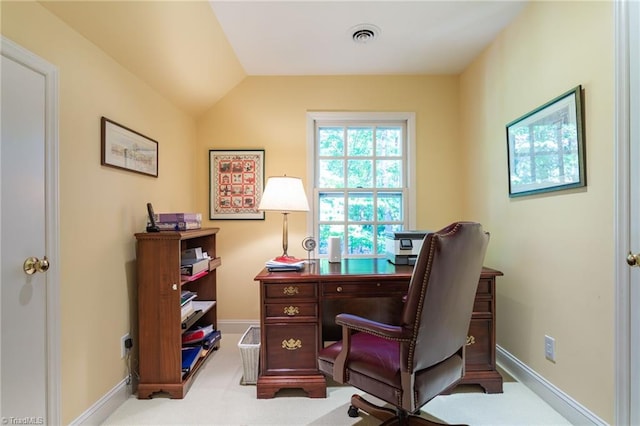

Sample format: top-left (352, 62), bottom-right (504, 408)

top-left (135, 227), bottom-right (221, 399)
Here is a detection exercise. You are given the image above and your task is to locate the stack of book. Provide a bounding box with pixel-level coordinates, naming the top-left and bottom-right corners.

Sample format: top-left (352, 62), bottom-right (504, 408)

top-left (265, 256), bottom-right (306, 272)
top-left (181, 324), bottom-right (222, 377)
top-left (152, 212), bottom-right (202, 231)
top-left (180, 290), bottom-right (197, 321)
top-left (180, 246), bottom-right (211, 280)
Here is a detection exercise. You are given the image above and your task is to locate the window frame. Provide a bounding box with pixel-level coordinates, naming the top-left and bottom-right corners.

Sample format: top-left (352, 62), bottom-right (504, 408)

top-left (306, 111), bottom-right (417, 258)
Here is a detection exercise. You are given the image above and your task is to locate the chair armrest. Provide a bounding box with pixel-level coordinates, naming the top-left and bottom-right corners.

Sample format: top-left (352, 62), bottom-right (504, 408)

top-left (332, 313), bottom-right (411, 384)
top-left (335, 313), bottom-right (411, 341)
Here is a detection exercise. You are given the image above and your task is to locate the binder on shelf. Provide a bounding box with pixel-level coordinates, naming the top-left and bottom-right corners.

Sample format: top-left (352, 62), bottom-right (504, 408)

top-left (202, 329), bottom-right (221, 349)
top-left (181, 346), bottom-right (201, 374)
top-left (182, 324), bottom-right (214, 345)
top-left (182, 329), bottom-right (221, 350)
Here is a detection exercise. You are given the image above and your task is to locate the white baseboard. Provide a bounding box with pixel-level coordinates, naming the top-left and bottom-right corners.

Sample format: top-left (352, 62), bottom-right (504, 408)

top-left (497, 345), bottom-right (608, 425)
top-left (217, 319), bottom-right (260, 335)
top-left (69, 320), bottom-right (257, 424)
top-left (76, 324), bottom-right (604, 426)
top-left (69, 377), bottom-right (131, 425)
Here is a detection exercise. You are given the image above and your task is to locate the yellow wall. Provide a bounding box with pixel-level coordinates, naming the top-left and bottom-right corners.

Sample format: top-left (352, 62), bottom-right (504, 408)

top-left (460, 1), bottom-right (614, 422)
top-left (1, 0), bottom-right (616, 424)
top-left (2, 2), bottom-right (198, 423)
top-left (196, 75), bottom-right (469, 321)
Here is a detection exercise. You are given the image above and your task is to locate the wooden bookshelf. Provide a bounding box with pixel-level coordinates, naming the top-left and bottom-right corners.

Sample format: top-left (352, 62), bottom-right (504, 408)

top-left (135, 227), bottom-right (221, 399)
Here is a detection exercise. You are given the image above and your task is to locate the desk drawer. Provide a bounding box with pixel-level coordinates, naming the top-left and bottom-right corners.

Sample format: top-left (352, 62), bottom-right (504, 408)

top-left (264, 283), bottom-right (317, 300)
top-left (473, 299), bottom-right (492, 315)
top-left (322, 280), bottom-right (408, 297)
top-left (465, 318), bottom-right (493, 371)
top-left (265, 303), bottom-right (317, 320)
top-left (476, 278), bottom-right (494, 296)
top-left (263, 323), bottom-right (319, 375)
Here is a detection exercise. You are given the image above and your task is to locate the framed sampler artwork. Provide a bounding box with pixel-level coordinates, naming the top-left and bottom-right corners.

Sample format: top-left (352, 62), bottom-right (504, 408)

top-left (209, 149), bottom-right (265, 220)
top-left (506, 85), bottom-right (585, 197)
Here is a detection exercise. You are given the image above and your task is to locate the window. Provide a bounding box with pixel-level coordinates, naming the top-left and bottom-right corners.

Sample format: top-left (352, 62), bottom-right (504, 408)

top-left (307, 112), bottom-right (416, 258)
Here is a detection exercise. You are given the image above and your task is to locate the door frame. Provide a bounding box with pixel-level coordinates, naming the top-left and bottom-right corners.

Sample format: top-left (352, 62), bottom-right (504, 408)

top-left (614, 1), bottom-right (639, 424)
top-left (1, 36), bottom-right (61, 424)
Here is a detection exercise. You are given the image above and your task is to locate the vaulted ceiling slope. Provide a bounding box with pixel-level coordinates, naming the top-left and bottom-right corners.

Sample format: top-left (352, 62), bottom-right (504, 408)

top-left (40, 0), bottom-right (246, 117)
top-left (40, 1), bottom-right (527, 117)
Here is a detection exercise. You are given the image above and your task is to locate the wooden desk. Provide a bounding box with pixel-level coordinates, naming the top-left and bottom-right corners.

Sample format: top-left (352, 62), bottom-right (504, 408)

top-left (254, 258), bottom-right (503, 399)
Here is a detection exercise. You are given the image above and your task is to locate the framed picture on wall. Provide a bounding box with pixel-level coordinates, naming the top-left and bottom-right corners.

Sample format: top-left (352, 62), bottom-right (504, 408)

top-left (209, 149), bottom-right (265, 220)
top-left (100, 117), bottom-right (158, 177)
top-left (506, 85), bottom-right (586, 197)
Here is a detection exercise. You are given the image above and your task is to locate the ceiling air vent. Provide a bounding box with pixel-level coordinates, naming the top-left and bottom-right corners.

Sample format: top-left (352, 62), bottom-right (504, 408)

top-left (350, 24), bottom-right (380, 44)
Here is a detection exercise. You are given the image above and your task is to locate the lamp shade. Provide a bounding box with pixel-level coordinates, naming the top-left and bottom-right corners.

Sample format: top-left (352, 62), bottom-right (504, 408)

top-left (258, 176), bottom-right (309, 212)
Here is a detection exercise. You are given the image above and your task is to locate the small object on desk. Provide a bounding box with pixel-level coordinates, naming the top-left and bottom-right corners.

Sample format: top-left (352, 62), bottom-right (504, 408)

top-left (265, 256), bottom-right (305, 272)
top-left (328, 237), bottom-right (341, 263)
top-left (302, 237), bottom-right (317, 264)
top-left (385, 230), bottom-right (430, 265)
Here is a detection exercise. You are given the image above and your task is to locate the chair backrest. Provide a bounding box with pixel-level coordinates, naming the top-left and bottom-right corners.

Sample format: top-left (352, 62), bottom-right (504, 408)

top-left (400, 222), bottom-right (489, 373)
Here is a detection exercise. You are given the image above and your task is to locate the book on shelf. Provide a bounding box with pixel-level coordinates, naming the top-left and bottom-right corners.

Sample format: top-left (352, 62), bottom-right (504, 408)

top-left (202, 329), bottom-right (221, 349)
top-left (180, 270), bottom-right (208, 282)
top-left (154, 212), bottom-right (202, 223)
top-left (265, 256), bottom-right (305, 272)
top-left (182, 324), bottom-right (215, 345)
top-left (180, 258), bottom-right (209, 276)
top-left (181, 346), bottom-right (201, 374)
top-left (183, 329), bottom-right (221, 350)
top-left (180, 301), bottom-right (195, 321)
top-left (180, 290), bottom-right (198, 306)
top-left (154, 221), bottom-right (201, 231)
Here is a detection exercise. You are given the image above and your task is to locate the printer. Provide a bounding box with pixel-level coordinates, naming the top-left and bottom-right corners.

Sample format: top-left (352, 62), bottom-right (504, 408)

top-left (385, 230), bottom-right (430, 266)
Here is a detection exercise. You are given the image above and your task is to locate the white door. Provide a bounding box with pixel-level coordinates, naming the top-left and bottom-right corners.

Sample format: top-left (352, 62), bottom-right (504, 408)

top-left (0, 37), bottom-right (60, 423)
top-left (616, 1), bottom-right (640, 424)
top-left (630, 2), bottom-right (640, 424)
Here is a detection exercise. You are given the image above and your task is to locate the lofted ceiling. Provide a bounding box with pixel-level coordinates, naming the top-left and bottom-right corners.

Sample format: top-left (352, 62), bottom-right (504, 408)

top-left (40, 1), bottom-right (528, 117)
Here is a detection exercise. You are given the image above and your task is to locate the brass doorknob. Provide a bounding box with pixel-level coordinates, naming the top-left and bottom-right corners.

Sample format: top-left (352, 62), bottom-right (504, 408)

top-left (627, 252), bottom-right (640, 267)
top-left (23, 256), bottom-right (50, 275)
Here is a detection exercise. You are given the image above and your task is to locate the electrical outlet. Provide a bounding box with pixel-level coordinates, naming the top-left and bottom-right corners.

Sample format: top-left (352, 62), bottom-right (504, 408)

top-left (121, 333), bottom-right (131, 359)
top-left (544, 335), bottom-right (556, 362)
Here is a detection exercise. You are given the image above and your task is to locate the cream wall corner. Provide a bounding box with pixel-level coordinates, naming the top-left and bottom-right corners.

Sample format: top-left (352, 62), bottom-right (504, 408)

top-left (460, 2), bottom-right (614, 423)
top-left (196, 75), bottom-right (467, 323)
top-left (1, 2), bottom-right (198, 423)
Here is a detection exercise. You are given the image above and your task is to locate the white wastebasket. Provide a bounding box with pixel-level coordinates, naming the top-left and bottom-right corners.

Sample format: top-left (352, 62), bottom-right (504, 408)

top-left (238, 325), bottom-right (260, 385)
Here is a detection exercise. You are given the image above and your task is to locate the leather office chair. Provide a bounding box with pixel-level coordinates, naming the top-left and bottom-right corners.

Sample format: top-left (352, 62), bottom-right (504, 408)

top-left (318, 222), bottom-right (489, 426)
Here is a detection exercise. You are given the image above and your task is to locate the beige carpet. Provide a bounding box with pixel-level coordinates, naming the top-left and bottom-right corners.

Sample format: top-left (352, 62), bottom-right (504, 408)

top-left (103, 333), bottom-right (571, 425)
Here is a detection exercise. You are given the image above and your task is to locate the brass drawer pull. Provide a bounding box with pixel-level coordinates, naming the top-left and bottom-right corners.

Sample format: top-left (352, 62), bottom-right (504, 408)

top-left (282, 338), bottom-right (302, 350)
top-left (283, 306), bottom-right (300, 316)
top-left (283, 286), bottom-right (299, 296)
top-left (336, 286), bottom-right (343, 292)
top-left (466, 335), bottom-right (476, 346)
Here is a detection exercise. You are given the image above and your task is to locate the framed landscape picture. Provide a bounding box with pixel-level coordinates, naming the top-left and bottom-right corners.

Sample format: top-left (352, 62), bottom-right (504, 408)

top-left (506, 86), bottom-right (586, 197)
top-left (101, 117), bottom-right (158, 177)
top-left (209, 149), bottom-right (265, 220)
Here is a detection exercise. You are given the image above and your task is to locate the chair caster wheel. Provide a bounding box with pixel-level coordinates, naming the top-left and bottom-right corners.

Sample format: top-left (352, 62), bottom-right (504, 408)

top-left (348, 405), bottom-right (359, 418)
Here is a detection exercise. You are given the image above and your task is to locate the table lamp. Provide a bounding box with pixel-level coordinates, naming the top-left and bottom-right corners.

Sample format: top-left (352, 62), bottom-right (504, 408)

top-left (258, 175), bottom-right (310, 258)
